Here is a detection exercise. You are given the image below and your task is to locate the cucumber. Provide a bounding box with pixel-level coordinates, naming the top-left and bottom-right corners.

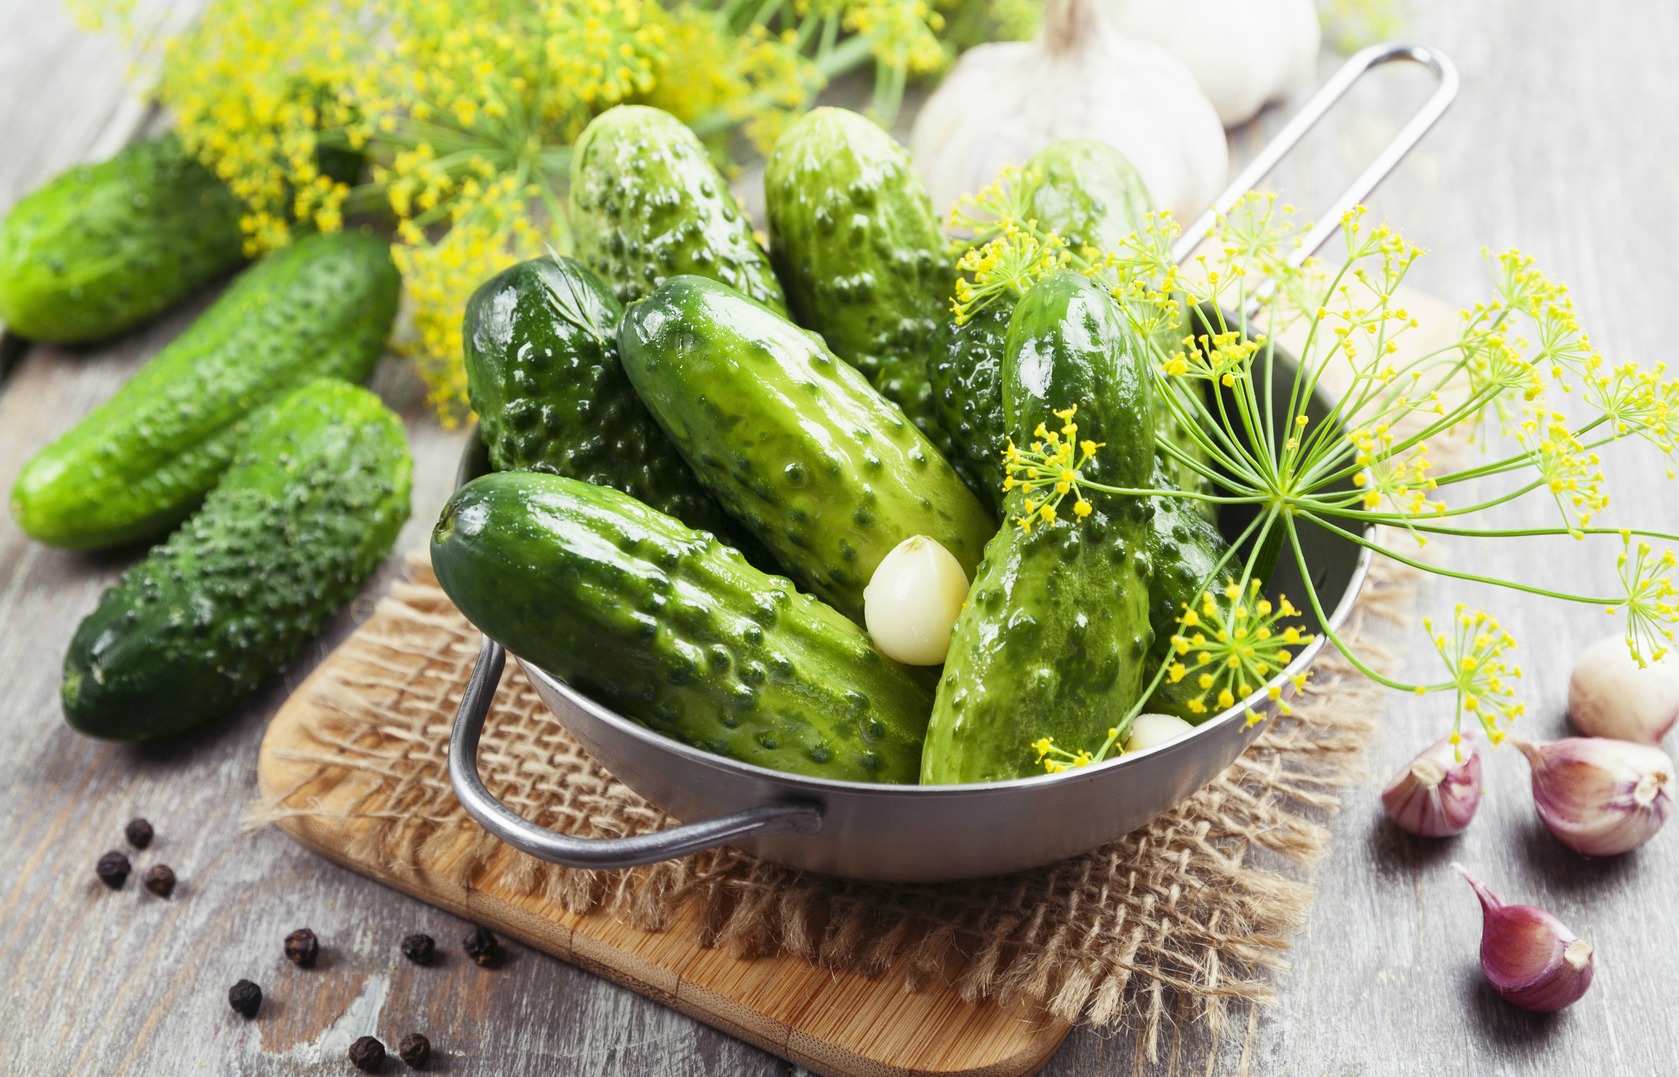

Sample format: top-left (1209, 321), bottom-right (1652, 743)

top-left (921, 272), bottom-right (1156, 784)
top-left (1027, 140), bottom-right (1153, 257)
top-left (432, 471), bottom-right (932, 783)
top-left (0, 134), bottom-right (246, 344)
top-left (1140, 460), bottom-right (1231, 719)
top-left (11, 231), bottom-right (400, 550)
top-left (569, 105), bottom-right (786, 313)
top-left (618, 275), bottom-right (995, 621)
top-left (61, 379), bottom-right (412, 741)
top-left (461, 254), bottom-right (736, 536)
top-left (765, 108), bottom-right (949, 448)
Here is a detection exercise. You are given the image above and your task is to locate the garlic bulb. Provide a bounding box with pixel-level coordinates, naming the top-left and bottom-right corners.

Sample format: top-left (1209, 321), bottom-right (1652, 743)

top-left (1381, 734), bottom-right (1482, 837)
top-left (910, 0), bottom-right (1227, 220)
top-left (1124, 712), bottom-right (1195, 752)
top-left (862, 535), bottom-right (970, 665)
top-left (1568, 634), bottom-right (1679, 745)
top-left (1103, 0), bottom-right (1320, 127)
top-left (1514, 737), bottom-right (1673, 856)
top-left (1457, 866), bottom-right (1595, 1012)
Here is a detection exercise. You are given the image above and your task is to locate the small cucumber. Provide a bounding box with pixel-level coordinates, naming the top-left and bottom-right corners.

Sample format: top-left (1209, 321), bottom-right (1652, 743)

top-left (569, 105), bottom-right (786, 313)
top-left (61, 380), bottom-right (412, 741)
top-left (765, 108), bottom-right (949, 447)
top-left (461, 254), bottom-right (735, 536)
top-left (922, 272), bottom-right (1156, 784)
top-left (0, 134), bottom-right (247, 344)
top-left (432, 471), bottom-right (933, 783)
top-left (1139, 461), bottom-right (1232, 719)
top-left (11, 231), bottom-right (400, 550)
top-left (618, 275), bottom-right (995, 621)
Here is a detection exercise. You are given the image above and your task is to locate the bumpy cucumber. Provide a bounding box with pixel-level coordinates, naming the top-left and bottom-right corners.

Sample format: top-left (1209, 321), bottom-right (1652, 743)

top-left (766, 108), bottom-right (949, 447)
top-left (922, 272), bottom-right (1156, 784)
top-left (11, 231), bottom-right (399, 550)
top-left (432, 472), bottom-right (932, 783)
top-left (618, 275), bottom-right (995, 620)
top-left (1027, 140), bottom-right (1153, 256)
top-left (62, 380), bottom-right (412, 741)
top-left (0, 134), bottom-right (247, 344)
top-left (570, 105), bottom-right (786, 313)
top-left (461, 254), bottom-right (735, 535)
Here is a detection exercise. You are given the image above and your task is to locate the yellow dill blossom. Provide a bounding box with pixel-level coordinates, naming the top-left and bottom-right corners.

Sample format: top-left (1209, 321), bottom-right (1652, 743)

top-left (1033, 734), bottom-right (1106, 774)
top-left (1425, 605), bottom-right (1524, 743)
top-left (1515, 406), bottom-right (1608, 535)
top-left (1161, 328), bottom-right (1262, 387)
top-left (951, 225), bottom-right (1070, 324)
top-left (1609, 533), bottom-right (1679, 665)
top-left (1000, 407), bottom-right (1101, 531)
top-left (1167, 580), bottom-right (1314, 727)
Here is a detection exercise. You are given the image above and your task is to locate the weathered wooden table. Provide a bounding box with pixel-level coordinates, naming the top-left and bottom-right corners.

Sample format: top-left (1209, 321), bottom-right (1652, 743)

top-left (4, 1), bottom-right (1676, 1073)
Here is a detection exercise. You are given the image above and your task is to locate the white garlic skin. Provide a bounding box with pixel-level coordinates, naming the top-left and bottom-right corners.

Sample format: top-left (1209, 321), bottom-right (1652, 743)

top-left (1515, 737), bottom-right (1674, 856)
top-left (1457, 865), bottom-right (1595, 1013)
top-left (1380, 734), bottom-right (1482, 837)
top-left (910, 0), bottom-right (1227, 220)
top-left (1568, 634), bottom-right (1679, 745)
top-left (1123, 712), bottom-right (1195, 752)
top-left (862, 535), bottom-right (970, 666)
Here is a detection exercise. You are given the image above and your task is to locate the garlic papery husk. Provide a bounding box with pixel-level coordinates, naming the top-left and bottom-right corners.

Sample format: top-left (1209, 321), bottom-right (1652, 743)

top-left (1381, 734), bottom-right (1482, 837)
top-left (1103, 0), bottom-right (1320, 127)
top-left (863, 535), bottom-right (970, 665)
top-left (1515, 737), bottom-right (1674, 856)
top-left (1123, 712), bottom-right (1195, 752)
top-left (1568, 634), bottom-right (1679, 745)
top-left (909, 0), bottom-right (1227, 219)
top-left (1456, 866), bottom-right (1595, 1013)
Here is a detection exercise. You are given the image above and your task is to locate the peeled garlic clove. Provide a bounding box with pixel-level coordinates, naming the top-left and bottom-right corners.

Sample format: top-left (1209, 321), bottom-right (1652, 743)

top-left (1123, 712), bottom-right (1195, 752)
top-left (1515, 737), bottom-right (1674, 856)
top-left (1568, 634), bottom-right (1679, 745)
top-left (1381, 734), bottom-right (1482, 837)
top-left (863, 536), bottom-right (970, 666)
top-left (1457, 866), bottom-right (1594, 1012)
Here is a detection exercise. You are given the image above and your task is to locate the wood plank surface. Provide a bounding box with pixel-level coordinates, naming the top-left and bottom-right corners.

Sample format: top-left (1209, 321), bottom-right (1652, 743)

top-left (3, 1), bottom-right (1678, 1074)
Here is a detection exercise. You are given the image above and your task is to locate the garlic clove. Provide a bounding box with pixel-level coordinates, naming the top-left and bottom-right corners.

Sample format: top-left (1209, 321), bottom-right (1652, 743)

top-left (1456, 865), bottom-right (1594, 1013)
top-left (1568, 634), bottom-right (1679, 745)
top-left (1381, 734), bottom-right (1482, 837)
top-left (862, 535), bottom-right (970, 666)
top-left (1515, 737), bottom-right (1674, 856)
top-left (1123, 712), bottom-right (1195, 752)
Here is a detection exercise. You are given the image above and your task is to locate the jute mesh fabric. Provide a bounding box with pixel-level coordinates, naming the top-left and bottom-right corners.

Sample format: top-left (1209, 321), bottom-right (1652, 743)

top-left (253, 551), bottom-right (1418, 1052)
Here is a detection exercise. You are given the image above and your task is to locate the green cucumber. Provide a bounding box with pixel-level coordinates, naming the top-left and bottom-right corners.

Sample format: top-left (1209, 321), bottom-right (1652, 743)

top-left (61, 379), bottom-right (411, 741)
top-left (765, 108), bottom-right (949, 448)
top-left (569, 105), bottom-right (786, 313)
top-left (461, 254), bottom-right (736, 536)
top-left (1027, 140), bottom-right (1153, 256)
top-left (618, 275), bottom-right (995, 621)
top-left (11, 230), bottom-right (400, 550)
top-left (0, 134), bottom-right (247, 344)
top-left (432, 471), bottom-right (932, 783)
top-left (922, 272), bottom-right (1156, 784)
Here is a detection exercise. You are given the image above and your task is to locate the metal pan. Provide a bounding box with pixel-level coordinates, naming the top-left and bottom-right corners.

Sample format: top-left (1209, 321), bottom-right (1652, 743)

top-left (447, 43), bottom-right (1459, 883)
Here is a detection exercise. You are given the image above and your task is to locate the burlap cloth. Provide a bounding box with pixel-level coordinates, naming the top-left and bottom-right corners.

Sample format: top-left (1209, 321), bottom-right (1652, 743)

top-left (252, 549), bottom-right (1419, 1054)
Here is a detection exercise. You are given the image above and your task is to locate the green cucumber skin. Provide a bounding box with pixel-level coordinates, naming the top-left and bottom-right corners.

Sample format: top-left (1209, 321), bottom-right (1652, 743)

top-left (1026, 140), bottom-right (1153, 256)
top-left (569, 105), bottom-right (786, 313)
top-left (0, 134), bottom-right (246, 344)
top-left (765, 108), bottom-right (949, 449)
top-left (922, 272), bottom-right (1156, 784)
top-left (11, 230), bottom-right (400, 550)
top-left (432, 472), bottom-right (932, 783)
top-left (618, 275), bottom-right (995, 621)
top-left (461, 254), bottom-right (736, 537)
top-left (61, 379), bottom-right (412, 741)
top-left (928, 308), bottom-right (1010, 507)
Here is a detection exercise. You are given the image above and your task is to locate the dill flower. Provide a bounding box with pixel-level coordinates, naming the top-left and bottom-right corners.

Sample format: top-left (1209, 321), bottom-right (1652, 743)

top-left (1425, 605), bottom-right (1524, 745)
top-left (1000, 406), bottom-right (1101, 532)
top-left (1611, 533), bottom-right (1679, 665)
top-left (1167, 580), bottom-right (1313, 726)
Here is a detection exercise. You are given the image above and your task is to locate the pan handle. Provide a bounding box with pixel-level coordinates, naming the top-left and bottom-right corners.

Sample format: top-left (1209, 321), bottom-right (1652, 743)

top-left (448, 635), bottom-right (824, 870)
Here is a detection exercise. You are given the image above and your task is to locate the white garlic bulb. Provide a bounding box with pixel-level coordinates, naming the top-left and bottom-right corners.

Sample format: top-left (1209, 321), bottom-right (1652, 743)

top-left (1568, 634), bottom-right (1679, 745)
top-left (1124, 712), bottom-right (1195, 752)
top-left (863, 535), bottom-right (970, 665)
top-left (1103, 0), bottom-right (1321, 128)
top-left (910, 0), bottom-right (1228, 220)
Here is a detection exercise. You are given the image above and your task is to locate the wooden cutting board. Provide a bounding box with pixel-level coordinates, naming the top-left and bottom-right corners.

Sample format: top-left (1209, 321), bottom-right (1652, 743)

top-left (258, 652), bottom-right (1072, 1077)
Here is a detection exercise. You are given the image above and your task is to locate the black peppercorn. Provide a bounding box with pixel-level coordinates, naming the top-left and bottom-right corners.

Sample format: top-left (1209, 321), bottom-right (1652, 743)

top-left (228, 979), bottom-right (262, 1018)
top-left (124, 818), bottom-right (154, 849)
top-left (143, 864), bottom-right (176, 898)
top-left (284, 927), bottom-right (320, 968)
top-left (96, 850), bottom-right (131, 889)
top-left (348, 1034), bottom-right (385, 1072)
top-left (399, 933), bottom-right (435, 966)
top-left (462, 926), bottom-right (501, 968)
top-left (397, 1032), bottom-right (431, 1069)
